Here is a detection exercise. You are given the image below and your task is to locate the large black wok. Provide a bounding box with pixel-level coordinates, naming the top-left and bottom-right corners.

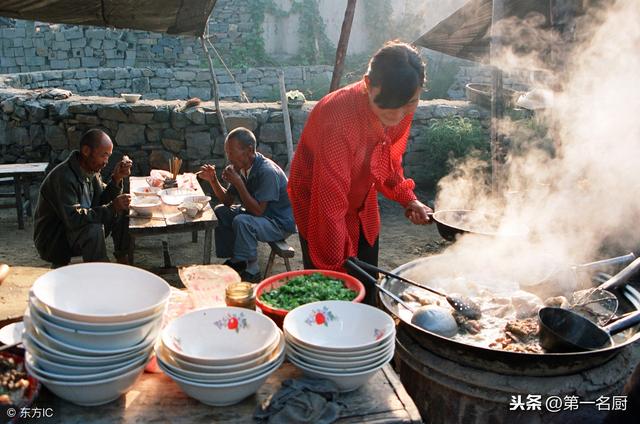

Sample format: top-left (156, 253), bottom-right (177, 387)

top-left (379, 254), bottom-right (640, 376)
top-left (430, 210), bottom-right (529, 241)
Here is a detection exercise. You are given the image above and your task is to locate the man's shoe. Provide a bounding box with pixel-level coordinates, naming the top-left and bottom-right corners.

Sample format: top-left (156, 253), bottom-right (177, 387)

top-left (240, 270), bottom-right (261, 284)
top-left (223, 259), bottom-right (246, 273)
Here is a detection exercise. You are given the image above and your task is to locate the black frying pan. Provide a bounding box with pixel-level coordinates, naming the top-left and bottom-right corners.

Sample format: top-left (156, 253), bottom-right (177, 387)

top-left (539, 307), bottom-right (640, 352)
top-left (429, 209), bottom-right (529, 241)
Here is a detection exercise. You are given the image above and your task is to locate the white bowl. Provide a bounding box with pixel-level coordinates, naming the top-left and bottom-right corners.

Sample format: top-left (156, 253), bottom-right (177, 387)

top-left (162, 307), bottom-right (279, 366)
top-left (287, 358), bottom-right (382, 392)
top-left (121, 93), bottom-right (141, 103)
top-left (159, 188), bottom-right (199, 206)
top-left (25, 359), bottom-right (146, 406)
top-left (287, 343), bottom-right (394, 374)
top-left (29, 297), bottom-right (164, 332)
top-left (26, 318), bottom-right (159, 357)
top-left (156, 331), bottom-right (284, 383)
top-left (130, 197), bottom-right (161, 217)
top-left (26, 351), bottom-right (149, 382)
top-left (283, 301), bottom-right (395, 351)
top-left (286, 333), bottom-right (394, 361)
top-left (31, 263), bottom-right (171, 323)
top-left (287, 339), bottom-right (394, 369)
top-left (169, 333), bottom-right (280, 373)
top-left (132, 186), bottom-right (161, 197)
top-left (23, 333), bottom-right (153, 367)
top-left (157, 353), bottom-right (284, 406)
top-left (181, 195), bottom-right (211, 206)
top-left (29, 303), bottom-right (161, 350)
top-left (26, 346), bottom-right (140, 376)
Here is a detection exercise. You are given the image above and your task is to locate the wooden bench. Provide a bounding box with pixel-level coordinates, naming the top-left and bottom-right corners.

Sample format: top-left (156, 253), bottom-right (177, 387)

top-left (263, 239), bottom-right (295, 278)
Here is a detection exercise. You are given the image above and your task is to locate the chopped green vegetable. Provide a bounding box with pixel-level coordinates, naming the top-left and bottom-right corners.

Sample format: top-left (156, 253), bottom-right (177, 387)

top-left (259, 273), bottom-right (357, 311)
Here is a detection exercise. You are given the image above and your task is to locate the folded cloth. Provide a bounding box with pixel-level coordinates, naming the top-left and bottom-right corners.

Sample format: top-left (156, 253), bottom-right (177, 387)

top-left (254, 378), bottom-right (343, 424)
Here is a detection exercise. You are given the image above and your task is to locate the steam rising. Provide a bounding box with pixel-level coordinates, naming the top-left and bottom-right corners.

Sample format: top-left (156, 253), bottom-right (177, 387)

top-left (430, 1), bottom-right (640, 295)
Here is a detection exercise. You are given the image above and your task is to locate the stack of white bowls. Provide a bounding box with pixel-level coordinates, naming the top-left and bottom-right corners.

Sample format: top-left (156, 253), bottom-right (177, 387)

top-left (23, 263), bottom-right (170, 406)
top-left (283, 300), bottom-right (396, 392)
top-left (156, 307), bottom-right (284, 406)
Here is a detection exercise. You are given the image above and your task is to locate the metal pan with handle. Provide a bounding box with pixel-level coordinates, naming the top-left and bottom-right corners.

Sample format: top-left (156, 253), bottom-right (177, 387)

top-left (428, 209), bottom-right (529, 241)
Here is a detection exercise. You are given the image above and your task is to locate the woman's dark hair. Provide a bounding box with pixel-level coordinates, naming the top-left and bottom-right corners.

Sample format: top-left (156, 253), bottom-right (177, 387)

top-left (226, 127), bottom-right (256, 151)
top-left (366, 41), bottom-right (426, 109)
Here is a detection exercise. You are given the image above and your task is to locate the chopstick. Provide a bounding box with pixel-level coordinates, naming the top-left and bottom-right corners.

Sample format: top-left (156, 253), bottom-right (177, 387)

top-left (0, 341), bottom-right (22, 352)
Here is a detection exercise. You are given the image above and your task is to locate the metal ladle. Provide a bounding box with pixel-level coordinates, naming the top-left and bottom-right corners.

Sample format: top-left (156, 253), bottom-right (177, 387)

top-left (347, 257), bottom-right (482, 320)
top-left (344, 259), bottom-right (459, 337)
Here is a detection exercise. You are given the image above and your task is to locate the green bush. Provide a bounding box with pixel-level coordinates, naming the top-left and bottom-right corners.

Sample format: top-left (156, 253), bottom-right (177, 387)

top-left (418, 117), bottom-right (489, 189)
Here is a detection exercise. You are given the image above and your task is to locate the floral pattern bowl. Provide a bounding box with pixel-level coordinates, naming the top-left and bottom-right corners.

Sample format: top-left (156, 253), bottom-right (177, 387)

top-left (283, 300), bottom-right (395, 352)
top-left (161, 307), bottom-right (279, 366)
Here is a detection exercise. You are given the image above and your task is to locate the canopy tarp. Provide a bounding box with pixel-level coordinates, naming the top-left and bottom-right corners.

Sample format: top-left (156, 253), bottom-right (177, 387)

top-left (0, 0), bottom-right (217, 36)
top-left (413, 0), bottom-right (551, 63)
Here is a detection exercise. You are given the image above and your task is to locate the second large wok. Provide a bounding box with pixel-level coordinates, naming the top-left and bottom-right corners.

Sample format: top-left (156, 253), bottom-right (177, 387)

top-left (379, 254), bottom-right (640, 376)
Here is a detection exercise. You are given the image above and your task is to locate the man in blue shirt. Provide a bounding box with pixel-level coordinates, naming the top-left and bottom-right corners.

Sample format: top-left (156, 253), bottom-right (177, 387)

top-left (199, 127), bottom-right (296, 282)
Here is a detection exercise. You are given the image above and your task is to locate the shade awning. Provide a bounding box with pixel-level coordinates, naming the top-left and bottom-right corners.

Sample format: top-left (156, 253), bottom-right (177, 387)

top-left (0, 0), bottom-right (218, 36)
top-left (413, 0), bottom-right (551, 63)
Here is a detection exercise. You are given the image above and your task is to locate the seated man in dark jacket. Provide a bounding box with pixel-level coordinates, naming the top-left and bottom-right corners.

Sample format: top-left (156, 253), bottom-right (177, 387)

top-left (33, 129), bottom-right (132, 267)
top-left (199, 127), bottom-right (296, 282)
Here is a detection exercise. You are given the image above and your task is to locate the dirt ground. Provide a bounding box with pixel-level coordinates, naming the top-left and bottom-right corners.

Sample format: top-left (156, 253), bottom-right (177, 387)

top-left (0, 189), bottom-right (449, 286)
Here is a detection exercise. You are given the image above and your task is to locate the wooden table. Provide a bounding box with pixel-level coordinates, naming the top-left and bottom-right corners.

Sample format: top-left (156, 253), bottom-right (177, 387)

top-left (0, 162), bottom-right (48, 229)
top-left (128, 175), bottom-right (217, 268)
top-left (31, 363), bottom-right (422, 423)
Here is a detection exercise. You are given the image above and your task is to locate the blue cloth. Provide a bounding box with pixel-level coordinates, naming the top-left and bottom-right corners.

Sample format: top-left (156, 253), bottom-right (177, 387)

top-left (227, 153), bottom-right (296, 234)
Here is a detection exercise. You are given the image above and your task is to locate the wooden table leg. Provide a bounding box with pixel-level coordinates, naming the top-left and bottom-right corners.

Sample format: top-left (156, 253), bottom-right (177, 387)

top-left (203, 229), bottom-right (212, 264)
top-left (14, 176), bottom-right (24, 230)
top-left (128, 237), bottom-right (135, 264)
top-left (162, 238), bottom-right (172, 268)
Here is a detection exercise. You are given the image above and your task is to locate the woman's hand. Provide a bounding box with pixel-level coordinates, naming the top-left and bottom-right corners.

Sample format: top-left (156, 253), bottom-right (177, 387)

top-left (404, 200), bottom-right (433, 225)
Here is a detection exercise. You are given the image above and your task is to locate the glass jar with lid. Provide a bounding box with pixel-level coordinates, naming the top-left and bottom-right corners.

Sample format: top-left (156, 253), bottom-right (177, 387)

top-left (225, 282), bottom-right (256, 310)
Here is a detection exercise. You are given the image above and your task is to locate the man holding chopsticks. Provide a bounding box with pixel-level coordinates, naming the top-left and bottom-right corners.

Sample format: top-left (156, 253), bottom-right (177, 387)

top-left (199, 127), bottom-right (295, 282)
top-left (33, 129), bottom-right (132, 267)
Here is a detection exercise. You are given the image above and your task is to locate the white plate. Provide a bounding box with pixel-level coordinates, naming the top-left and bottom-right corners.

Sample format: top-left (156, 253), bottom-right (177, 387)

top-left (0, 321), bottom-right (23, 345)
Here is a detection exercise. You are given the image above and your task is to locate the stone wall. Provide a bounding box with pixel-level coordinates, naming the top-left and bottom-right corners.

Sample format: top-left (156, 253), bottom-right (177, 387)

top-left (0, 83), bottom-right (489, 187)
top-left (0, 66), bottom-right (333, 102)
top-left (447, 65), bottom-right (553, 99)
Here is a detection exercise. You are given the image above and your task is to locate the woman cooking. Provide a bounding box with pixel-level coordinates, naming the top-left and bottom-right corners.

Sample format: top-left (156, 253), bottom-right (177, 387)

top-left (287, 41), bottom-right (432, 305)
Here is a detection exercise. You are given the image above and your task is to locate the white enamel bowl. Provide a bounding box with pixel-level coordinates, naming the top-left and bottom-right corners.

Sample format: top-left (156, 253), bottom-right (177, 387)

top-left (286, 357), bottom-right (385, 392)
top-left (156, 330), bottom-right (284, 383)
top-left (29, 303), bottom-right (160, 350)
top-left (157, 352), bottom-right (285, 406)
top-left (29, 296), bottom-right (164, 332)
top-left (31, 263), bottom-right (171, 323)
top-left (162, 307), bottom-right (279, 365)
top-left (25, 359), bottom-right (147, 406)
top-left (283, 301), bottom-right (395, 351)
top-left (26, 317), bottom-right (158, 357)
top-left (287, 343), bottom-right (394, 374)
top-left (130, 197), bottom-right (161, 217)
top-left (24, 331), bottom-right (155, 367)
top-left (121, 93), bottom-right (141, 103)
top-left (284, 331), bottom-right (394, 359)
top-left (287, 337), bottom-right (395, 369)
top-left (26, 352), bottom-right (149, 382)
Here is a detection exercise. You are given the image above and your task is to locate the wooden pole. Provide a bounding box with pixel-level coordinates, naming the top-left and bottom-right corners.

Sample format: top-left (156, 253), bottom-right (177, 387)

top-left (200, 37), bottom-right (228, 137)
top-left (330, 0), bottom-right (357, 92)
top-left (278, 71), bottom-right (294, 174)
top-left (490, 0), bottom-right (506, 194)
